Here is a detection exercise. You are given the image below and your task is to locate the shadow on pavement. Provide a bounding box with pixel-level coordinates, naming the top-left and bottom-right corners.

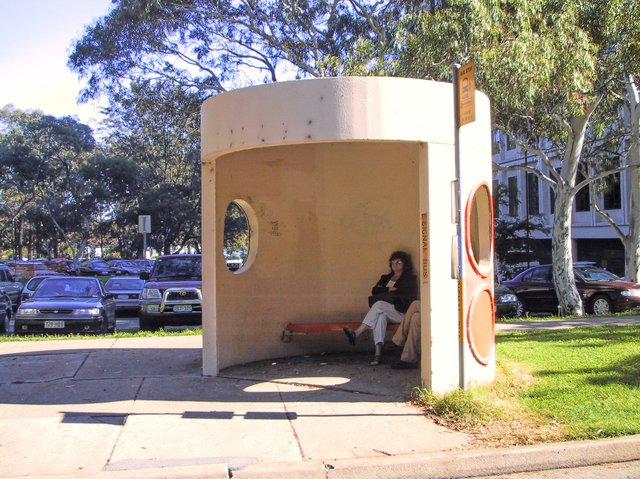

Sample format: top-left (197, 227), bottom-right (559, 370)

top-left (0, 347), bottom-right (421, 405)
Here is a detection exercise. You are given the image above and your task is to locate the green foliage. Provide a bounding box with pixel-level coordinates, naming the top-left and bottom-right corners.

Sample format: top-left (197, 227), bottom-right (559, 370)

top-left (0, 106), bottom-right (102, 258)
top-left (395, 0), bottom-right (598, 138)
top-left (102, 80), bottom-right (202, 255)
top-left (224, 202), bottom-right (249, 259)
top-left (413, 386), bottom-right (499, 428)
top-left (493, 184), bottom-right (550, 280)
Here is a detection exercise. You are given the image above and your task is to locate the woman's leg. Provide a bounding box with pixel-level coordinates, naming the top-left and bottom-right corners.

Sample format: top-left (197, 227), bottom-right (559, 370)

top-left (392, 300), bottom-right (420, 347)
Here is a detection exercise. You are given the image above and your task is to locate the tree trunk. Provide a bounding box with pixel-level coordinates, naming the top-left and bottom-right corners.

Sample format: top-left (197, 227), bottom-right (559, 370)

top-left (552, 114), bottom-right (591, 316)
top-left (625, 76), bottom-right (640, 282)
top-left (552, 182), bottom-right (583, 315)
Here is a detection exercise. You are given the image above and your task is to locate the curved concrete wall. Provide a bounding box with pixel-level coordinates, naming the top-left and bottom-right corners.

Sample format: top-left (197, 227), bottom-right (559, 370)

top-left (202, 77), bottom-right (490, 154)
top-left (201, 76), bottom-right (494, 392)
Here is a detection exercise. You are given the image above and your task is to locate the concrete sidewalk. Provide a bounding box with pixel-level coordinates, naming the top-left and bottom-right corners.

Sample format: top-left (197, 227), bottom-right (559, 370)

top-left (496, 314), bottom-right (640, 332)
top-left (1, 335), bottom-right (639, 479)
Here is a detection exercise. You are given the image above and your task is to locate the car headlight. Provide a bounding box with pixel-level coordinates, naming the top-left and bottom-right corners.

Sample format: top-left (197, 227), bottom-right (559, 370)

top-left (17, 308), bottom-right (38, 316)
top-left (621, 289), bottom-right (640, 298)
top-left (73, 308), bottom-right (101, 315)
top-left (497, 294), bottom-right (517, 303)
top-left (142, 288), bottom-right (162, 300)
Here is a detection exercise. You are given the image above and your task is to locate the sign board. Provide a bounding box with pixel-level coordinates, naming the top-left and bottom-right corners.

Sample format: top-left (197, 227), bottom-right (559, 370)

top-left (457, 61), bottom-right (476, 127)
top-left (421, 213), bottom-right (429, 284)
top-left (138, 215), bottom-right (151, 234)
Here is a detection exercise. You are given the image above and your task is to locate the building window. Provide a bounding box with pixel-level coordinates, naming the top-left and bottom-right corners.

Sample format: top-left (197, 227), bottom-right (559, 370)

top-left (575, 170), bottom-right (590, 212)
top-left (506, 135), bottom-right (516, 151)
top-left (492, 130), bottom-right (501, 155)
top-left (508, 176), bottom-right (518, 216)
top-left (602, 173), bottom-right (622, 210)
top-left (549, 186), bottom-right (555, 215)
top-left (526, 173), bottom-right (540, 215)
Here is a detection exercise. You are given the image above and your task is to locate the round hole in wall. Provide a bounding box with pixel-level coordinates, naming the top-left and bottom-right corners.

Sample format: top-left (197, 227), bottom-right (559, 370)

top-left (465, 183), bottom-right (493, 277)
top-left (223, 200), bottom-right (257, 273)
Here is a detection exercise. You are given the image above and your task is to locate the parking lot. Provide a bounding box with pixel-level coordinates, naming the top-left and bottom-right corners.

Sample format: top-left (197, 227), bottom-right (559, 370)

top-left (115, 314), bottom-right (200, 333)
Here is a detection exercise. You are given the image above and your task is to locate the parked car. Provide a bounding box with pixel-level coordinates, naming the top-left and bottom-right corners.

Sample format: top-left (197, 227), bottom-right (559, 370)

top-left (503, 263), bottom-right (640, 316)
top-left (108, 260), bottom-right (142, 276)
top-left (21, 275), bottom-right (61, 302)
top-left (494, 284), bottom-right (519, 318)
top-left (0, 289), bottom-right (14, 334)
top-left (139, 254), bottom-right (202, 330)
top-left (134, 259), bottom-right (154, 272)
top-left (77, 259), bottom-right (115, 276)
top-left (104, 276), bottom-right (145, 313)
top-left (14, 277), bottom-right (116, 335)
top-left (0, 264), bottom-right (23, 309)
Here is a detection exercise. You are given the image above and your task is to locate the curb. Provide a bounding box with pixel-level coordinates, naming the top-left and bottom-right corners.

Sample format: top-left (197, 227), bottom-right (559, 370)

top-left (233, 435), bottom-right (640, 479)
top-left (3, 435), bottom-right (639, 479)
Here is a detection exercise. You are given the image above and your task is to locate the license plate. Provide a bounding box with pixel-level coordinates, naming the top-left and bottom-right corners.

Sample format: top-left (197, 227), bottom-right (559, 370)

top-left (117, 295), bottom-right (129, 299)
top-left (174, 304), bottom-right (192, 312)
top-left (44, 320), bottom-right (65, 328)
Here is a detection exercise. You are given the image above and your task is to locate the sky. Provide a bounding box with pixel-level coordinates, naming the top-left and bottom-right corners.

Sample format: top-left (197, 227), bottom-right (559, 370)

top-left (0, 0), bottom-right (114, 128)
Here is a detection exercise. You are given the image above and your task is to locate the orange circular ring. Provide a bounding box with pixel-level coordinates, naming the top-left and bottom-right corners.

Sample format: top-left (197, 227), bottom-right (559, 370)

top-left (465, 286), bottom-right (495, 366)
top-left (464, 182), bottom-right (494, 278)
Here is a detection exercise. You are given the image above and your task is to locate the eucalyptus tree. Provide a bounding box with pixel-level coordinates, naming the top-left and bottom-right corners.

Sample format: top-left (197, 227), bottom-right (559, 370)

top-left (80, 153), bottom-right (143, 257)
top-left (0, 106), bottom-right (108, 262)
top-left (101, 80), bottom-right (203, 254)
top-left (392, 0), bottom-right (639, 315)
top-left (68, 0), bottom-right (426, 99)
top-left (579, 2), bottom-right (640, 281)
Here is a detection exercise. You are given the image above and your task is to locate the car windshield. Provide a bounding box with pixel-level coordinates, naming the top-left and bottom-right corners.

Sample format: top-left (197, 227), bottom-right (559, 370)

top-left (153, 257), bottom-right (202, 279)
top-left (106, 279), bottom-right (145, 290)
top-left (26, 276), bottom-right (50, 290)
top-left (576, 266), bottom-right (621, 282)
top-left (33, 279), bottom-right (102, 298)
top-left (91, 260), bottom-right (110, 267)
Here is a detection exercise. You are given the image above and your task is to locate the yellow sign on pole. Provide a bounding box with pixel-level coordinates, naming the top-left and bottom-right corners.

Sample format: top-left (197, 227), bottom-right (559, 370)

top-left (457, 61), bottom-right (476, 127)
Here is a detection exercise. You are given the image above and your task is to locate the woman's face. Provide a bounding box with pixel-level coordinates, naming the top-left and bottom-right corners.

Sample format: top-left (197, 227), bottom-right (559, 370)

top-left (391, 258), bottom-right (404, 274)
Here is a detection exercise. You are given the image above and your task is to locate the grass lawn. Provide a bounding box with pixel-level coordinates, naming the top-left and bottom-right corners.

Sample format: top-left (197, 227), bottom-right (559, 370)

top-left (498, 326), bottom-right (640, 438)
top-left (414, 325), bottom-right (640, 446)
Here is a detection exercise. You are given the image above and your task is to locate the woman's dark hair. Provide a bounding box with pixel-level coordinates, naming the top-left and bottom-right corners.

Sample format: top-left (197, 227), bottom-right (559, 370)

top-left (388, 250), bottom-right (414, 275)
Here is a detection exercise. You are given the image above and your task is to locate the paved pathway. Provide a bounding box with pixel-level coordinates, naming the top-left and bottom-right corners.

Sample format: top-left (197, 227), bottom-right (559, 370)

top-left (496, 314), bottom-right (640, 332)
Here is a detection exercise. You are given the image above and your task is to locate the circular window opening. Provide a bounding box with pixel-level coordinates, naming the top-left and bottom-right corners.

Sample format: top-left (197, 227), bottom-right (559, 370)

top-left (223, 201), bottom-right (251, 272)
top-left (465, 184), bottom-right (493, 277)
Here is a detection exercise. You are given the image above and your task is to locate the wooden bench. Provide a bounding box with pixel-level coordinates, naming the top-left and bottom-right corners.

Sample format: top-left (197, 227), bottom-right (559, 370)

top-left (281, 321), bottom-right (399, 342)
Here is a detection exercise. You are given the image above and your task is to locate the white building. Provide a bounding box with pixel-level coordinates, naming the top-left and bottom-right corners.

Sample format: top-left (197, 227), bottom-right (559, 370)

top-left (492, 131), bottom-right (628, 278)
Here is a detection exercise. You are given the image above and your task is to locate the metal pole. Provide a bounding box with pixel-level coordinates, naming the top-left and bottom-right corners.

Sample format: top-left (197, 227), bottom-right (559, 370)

top-left (143, 232), bottom-right (147, 260)
top-left (452, 63), bottom-right (466, 390)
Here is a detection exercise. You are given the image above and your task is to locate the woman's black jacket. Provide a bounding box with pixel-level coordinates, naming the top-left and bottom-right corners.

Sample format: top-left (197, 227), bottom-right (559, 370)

top-left (370, 272), bottom-right (418, 313)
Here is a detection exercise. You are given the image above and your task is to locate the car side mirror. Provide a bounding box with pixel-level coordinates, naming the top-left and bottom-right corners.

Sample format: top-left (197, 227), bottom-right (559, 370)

top-left (139, 271), bottom-right (150, 280)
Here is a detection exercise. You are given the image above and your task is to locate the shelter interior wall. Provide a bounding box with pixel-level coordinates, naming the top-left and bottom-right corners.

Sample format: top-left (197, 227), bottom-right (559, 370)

top-left (214, 142), bottom-right (421, 368)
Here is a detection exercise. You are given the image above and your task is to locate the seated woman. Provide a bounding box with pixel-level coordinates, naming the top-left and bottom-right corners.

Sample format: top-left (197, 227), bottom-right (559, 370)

top-left (343, 251), bottom-right (418, 365)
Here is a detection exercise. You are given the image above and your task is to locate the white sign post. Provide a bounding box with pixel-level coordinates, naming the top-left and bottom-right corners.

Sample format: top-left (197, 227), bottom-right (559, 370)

top-left (138, 215), bottom-right (151, 259)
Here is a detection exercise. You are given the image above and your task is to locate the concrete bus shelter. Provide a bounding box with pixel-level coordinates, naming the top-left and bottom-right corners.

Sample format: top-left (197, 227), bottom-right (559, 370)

top-left (200, 77), bottom-right (495, 393)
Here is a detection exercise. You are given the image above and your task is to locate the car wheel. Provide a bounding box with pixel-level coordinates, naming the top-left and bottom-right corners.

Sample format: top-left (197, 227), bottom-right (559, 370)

top-left (515, 298), bottom-right (526, 318)
top-left (590, 294), bottom-right (613, 315)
